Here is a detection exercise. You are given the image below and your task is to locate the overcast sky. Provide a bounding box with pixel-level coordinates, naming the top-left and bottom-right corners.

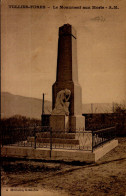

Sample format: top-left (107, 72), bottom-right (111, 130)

top-left (1, 0), bottom-right (126, 104)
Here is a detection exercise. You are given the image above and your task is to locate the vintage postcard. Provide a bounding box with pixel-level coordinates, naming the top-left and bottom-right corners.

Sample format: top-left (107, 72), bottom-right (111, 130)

top-left (1, 0), bottom-right (126, 195)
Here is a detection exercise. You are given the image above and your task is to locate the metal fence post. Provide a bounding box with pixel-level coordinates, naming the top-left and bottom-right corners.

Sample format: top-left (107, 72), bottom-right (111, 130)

top-left (92, 130), bottom-right (93, 152)
top-left (50, 127), bottom-right (52, 158)
top-left (34, 125), bottom-right (36, 149)
top-left (115, 126), bottom-right (117, 138)
top-left (2, 127), bottom-right (3, 147)
top-left (9, 126), bottom-right (11, 145)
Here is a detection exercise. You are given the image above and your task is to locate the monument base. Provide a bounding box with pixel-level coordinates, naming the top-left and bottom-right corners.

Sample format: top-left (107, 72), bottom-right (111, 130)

top-left (50, 115), bottom-right (85, 132)
top-left (50, 115), bottom-right (69, 132)
top-left (69, 115), bottom-right (85, 132)
top-left (1, 139), bottom-right (118, 163)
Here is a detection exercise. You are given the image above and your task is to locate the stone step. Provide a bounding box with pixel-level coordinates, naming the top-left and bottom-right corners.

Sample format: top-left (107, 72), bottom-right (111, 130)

top-left (36, 132), bottom-right (76, 139)
top-left (27, 137), bottom-right (79, 145)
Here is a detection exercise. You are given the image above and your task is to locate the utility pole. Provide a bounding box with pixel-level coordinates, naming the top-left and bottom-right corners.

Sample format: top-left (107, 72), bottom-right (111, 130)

top-left (112, 102), bottom-right (115, 113)
top-left (41, 93), bottom-right (45, 126)
top-left (91, 103), bottom-right (93, 114)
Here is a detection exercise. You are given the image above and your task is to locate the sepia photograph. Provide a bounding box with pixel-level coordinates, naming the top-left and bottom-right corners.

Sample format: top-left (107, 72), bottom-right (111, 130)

top-left (1, 0), bottom-right (126, 195)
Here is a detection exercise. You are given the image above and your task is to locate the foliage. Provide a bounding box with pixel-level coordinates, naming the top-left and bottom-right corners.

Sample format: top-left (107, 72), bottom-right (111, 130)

top-left (113, 102), bottom-right (126, 113)
top-left (1, 115), bottom-right (41, 128)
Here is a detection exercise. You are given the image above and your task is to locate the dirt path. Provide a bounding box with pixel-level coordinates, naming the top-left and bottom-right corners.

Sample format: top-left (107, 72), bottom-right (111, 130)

top-left (1, 138), bottom-right (126, 196)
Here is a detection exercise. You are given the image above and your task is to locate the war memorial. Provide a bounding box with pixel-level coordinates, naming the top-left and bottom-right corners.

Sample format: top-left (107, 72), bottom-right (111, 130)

top-left (50, 24), bottom-right (85, 132)
top-left (1, 24), bottom-right (118, 162)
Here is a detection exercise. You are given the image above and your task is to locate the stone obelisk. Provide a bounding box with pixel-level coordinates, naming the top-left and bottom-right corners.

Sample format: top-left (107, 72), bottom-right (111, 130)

top-left (52, 24), bottom-right (85, 131)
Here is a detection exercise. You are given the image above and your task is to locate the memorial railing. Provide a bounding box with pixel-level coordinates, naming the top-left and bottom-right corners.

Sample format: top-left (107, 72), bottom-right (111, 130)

top-left (1, 125), bottom-right (116, 152)
top-left (92, 126), bottom-right (116, 150)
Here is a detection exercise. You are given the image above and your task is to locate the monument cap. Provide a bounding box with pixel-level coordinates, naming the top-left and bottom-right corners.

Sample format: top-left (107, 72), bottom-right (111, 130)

top-left (59, 24), bottom-right (76, 38)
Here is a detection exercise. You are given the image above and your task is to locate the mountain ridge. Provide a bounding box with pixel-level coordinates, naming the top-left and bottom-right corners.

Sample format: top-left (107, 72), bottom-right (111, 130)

top-left (1, 92), bottom-right (113, 119)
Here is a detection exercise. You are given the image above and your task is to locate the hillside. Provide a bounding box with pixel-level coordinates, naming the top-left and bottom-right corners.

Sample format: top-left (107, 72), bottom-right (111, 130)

top-left (1, 92), bottom-right (113, 119)
top-left (1, 92), bottom-right (52, 119)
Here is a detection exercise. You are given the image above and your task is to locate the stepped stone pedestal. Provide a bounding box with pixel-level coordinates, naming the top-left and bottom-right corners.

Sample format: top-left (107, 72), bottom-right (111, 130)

top-left (27, 131), bottom-right (79, 146)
